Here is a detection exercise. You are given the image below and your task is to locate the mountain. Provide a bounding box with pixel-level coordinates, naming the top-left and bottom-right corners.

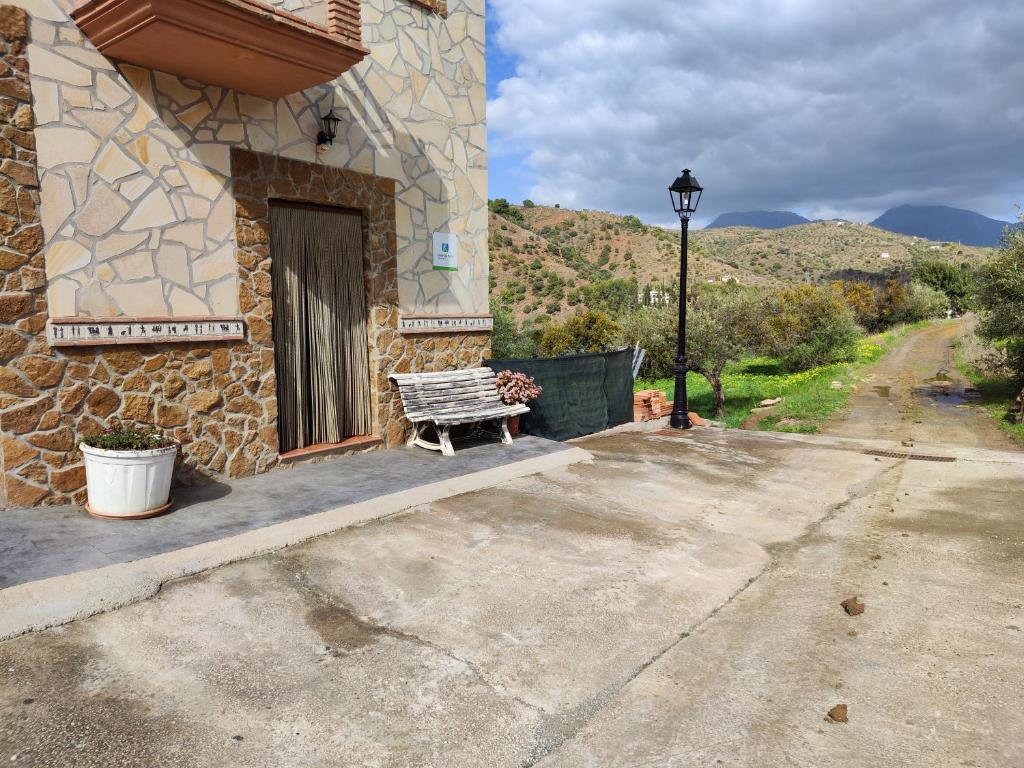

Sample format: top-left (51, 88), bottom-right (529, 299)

top-left (870, 205), bottom-right (1011, 247)
top-left (706, 211), bottom-right (811, 229)
top-left (488, 204), bottom-right (992, 325)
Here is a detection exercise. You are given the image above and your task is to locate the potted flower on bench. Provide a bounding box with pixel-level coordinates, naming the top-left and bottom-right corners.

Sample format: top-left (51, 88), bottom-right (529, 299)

top-left (80, 427), bottom-right (177, 520)
top-left (495, 370), bottom-right (543, 435)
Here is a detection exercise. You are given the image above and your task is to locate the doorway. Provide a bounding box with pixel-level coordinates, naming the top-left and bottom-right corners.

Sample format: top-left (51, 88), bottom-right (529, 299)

top-left (269, 201), bottom-right (373, 453)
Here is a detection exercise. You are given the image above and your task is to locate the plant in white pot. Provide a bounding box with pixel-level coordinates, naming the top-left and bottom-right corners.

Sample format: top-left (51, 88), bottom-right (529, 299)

top-left (80, 428), bottom-right (177, 520)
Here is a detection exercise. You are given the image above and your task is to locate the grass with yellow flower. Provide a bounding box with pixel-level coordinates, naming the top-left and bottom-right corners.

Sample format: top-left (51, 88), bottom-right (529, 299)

top-left (636, 325), bottom-right (920, 432)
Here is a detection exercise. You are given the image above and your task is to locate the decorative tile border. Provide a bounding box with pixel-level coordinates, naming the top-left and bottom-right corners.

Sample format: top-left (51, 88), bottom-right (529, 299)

top-left (398, 314), bottom-right (493, 334)
top-left (47, 316), bottom-right (245, 346)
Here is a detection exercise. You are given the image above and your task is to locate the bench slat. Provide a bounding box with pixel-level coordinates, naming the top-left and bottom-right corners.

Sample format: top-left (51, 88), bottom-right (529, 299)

top-left (412, 404), bottom-right (529, 425)
top-left (391, 366), bottom-right (494, 378)
top-left (391, 368), bottom-right (494, 382)
top-left (399, 381), bottom-right (495, 393)
top-left (403, 399), bottom-right (511, 417)
top-left (401, 386), bottom-right (502, 404)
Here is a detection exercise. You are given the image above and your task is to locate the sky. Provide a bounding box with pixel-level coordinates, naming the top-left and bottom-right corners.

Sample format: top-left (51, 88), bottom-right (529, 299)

top-left (485, 0), bottom-right (1024, 228)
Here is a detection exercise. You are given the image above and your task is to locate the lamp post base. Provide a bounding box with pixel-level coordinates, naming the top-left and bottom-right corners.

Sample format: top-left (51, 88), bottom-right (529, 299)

top-left (669, 410), bottom-right (692, 430)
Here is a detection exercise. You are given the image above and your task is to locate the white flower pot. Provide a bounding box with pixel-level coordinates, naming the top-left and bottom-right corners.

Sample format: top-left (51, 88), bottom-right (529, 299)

top-left (80, 442), bottom-right (177, 520)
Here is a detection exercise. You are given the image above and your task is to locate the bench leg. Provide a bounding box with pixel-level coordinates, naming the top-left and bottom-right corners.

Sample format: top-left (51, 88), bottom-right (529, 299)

top-left (438, 425), bottom-right (455, 457)
top-left (499, 416), bottom-right (513, 446)
top-left (408, 423), bottom-right (456, 456)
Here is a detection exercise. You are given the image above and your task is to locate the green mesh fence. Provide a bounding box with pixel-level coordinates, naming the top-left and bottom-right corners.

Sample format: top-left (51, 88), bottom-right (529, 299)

top-left (486, 347), bottom-right (635, 441)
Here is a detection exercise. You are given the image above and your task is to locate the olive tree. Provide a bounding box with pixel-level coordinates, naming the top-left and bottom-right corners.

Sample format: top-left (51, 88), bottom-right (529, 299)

top-left (685, 288), bottom-right (765, 417)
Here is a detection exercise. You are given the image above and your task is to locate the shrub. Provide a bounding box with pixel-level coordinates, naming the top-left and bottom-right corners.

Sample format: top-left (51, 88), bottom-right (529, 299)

top-left (488, 198), bottom-right (524, 225)
top-left (977, 213), bottom-right (1024, 378)
top-left (915, 258), bottom-right (974, 313)
top-left (892, 282), bottom-right (948, 324)
top-left (522, 199), bottom-right (535, 208)
top-left (580, 277), bottom-right (639, 314)
top-left (490, 303), bottom-right (520, 358)
top-left (82, 427), bottom-right (173, 451)
top-left (834, 281), bottom-right (878, 329)
top-left (618, 303), bottom-right (677, 379)
top-left (764, 285), bottom-right (860, 372)
top-left (875, 280), bottom-right (911, 328)
top-left (539, 310), bottom-right (621, 356)
top-left (621, 215), bottom-right (644, 232)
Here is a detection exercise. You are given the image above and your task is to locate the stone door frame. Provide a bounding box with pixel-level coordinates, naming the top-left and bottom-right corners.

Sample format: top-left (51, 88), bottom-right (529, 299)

top-left (230, 149), bottom-right (400, 450)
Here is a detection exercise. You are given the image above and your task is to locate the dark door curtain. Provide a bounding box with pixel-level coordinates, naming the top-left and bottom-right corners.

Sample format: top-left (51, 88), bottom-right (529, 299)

top-left (270, 203), bottom-right (372, 453)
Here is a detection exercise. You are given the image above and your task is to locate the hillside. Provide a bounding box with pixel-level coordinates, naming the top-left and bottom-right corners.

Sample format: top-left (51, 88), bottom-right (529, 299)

top-left (706, 210), bottom-right (810, 229)
top-left (488, 203), bottom-right (993, 325)
top-left (870, 204), bottom-right (1011, 247)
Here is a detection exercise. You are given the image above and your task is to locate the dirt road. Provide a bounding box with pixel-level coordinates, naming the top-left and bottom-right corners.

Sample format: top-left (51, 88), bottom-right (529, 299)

top-left (827, 319), bottom-right (1016, 449)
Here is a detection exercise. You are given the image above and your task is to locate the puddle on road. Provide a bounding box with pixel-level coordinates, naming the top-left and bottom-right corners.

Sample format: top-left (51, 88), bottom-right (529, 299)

top-left (871, 385), bottom-right (891, 398)
top-left (914, 370), bottom-right (981, 414)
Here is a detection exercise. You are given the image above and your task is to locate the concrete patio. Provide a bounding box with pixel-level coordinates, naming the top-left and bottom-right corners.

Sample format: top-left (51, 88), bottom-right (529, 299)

top-left (0, 435), bottom-right (588, 639)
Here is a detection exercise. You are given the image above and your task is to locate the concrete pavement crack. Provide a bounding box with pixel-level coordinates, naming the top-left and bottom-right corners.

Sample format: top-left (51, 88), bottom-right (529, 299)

top-left (273, 557), bottom-right (549, 719)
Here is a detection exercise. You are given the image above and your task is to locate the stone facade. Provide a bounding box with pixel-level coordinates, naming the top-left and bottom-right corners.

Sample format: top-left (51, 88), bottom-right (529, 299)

top-left (0, 0), bottom-right (491, 508)
top-left (20, 0), bottom-right (487, 318)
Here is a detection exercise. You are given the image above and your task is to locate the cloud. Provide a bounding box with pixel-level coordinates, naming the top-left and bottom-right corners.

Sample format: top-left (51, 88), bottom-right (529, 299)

top-left (487, 0), bottom-right (1024, 226)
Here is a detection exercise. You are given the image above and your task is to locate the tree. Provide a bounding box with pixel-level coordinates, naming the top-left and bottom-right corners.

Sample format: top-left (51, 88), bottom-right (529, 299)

top-left (685, 288), bottom-right (765, 417)
top-left (914, 259), bottom-right (973, 313)
top-left (539, 310), bottom-right (621, 356)
top-left (522, 199), bottom-right (535, 207)
top-left (977, 213), bottom-right (1024, 378)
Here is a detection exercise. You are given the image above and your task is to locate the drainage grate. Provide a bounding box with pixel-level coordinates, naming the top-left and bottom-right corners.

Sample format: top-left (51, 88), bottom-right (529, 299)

top-left (863, 449), bottom-right (956, 462)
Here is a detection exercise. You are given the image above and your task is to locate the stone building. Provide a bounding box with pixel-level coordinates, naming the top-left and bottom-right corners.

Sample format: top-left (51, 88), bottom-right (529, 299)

top-left (0, 0), bottom-right (490, 507)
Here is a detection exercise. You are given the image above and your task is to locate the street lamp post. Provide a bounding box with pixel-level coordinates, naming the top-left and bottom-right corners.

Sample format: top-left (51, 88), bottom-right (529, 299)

top-left (668, 169), bottom-right (703, 430)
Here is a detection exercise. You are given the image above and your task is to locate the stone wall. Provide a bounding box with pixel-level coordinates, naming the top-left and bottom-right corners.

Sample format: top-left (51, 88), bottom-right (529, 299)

top-left (17, 0), bottom-right (487, 317)
top-left (0, 5), bottom-right (491, 508)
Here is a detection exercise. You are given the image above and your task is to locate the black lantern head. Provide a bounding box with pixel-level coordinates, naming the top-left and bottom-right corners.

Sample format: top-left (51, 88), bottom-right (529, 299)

top-left (669, 168), bottom-right (703, 219)
top-left (316, 109), bottom-right (341, 147)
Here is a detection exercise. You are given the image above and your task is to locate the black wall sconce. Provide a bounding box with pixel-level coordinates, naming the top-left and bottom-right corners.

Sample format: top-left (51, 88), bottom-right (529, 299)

top-left (316, 109), bottom-right (341, 149)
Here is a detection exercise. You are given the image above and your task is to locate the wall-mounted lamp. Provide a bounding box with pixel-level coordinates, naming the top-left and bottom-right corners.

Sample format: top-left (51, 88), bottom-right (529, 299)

top-left (316, 109), bottom-right (341, 150)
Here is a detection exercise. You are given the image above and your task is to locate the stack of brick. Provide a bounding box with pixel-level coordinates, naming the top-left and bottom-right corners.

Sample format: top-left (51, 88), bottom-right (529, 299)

top-left (633, 389), bottom-right (708, 426)
top-left (633, 390), bottom-right (669, 421)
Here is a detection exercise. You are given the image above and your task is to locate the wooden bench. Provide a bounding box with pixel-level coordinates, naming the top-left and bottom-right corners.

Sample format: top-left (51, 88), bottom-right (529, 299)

top-left (390, 367), bottom-right (530, 456)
